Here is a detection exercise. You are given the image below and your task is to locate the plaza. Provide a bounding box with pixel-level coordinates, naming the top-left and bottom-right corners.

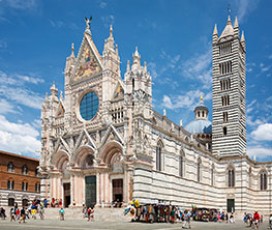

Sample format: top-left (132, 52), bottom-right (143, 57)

top-left (0, 218), bottom-right (271, 230)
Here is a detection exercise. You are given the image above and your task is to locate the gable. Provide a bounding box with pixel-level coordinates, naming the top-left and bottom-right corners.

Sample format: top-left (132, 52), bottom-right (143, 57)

top-left (113, 81), bottom-right (124, 100)
top-left (74, 36), bottom-right (102, 82)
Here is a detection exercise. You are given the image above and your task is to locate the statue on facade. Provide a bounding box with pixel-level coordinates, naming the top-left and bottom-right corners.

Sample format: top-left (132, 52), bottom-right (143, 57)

top-left (85, 16), bottom-right (92, 30)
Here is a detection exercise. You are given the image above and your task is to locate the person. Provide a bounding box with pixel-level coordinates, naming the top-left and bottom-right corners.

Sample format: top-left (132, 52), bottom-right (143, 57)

top-left (229, 212), bottom-right (235, 223)
top-left (87, 207), bottom-right (91, 221)
top-left (225, 212), bottom-right (228, 223)
top-left (0, 207), bottom-right (6, 220)
top-left (39, 203), bottom-right (45, 220)
top-left (269, 213), bottom-right (272, 229)
top-left (18, 207), bottom-right (26, 224)
top-left (59, 207), bottom-right (64, 221)
top-left (90, 206), bottom-right (94, 221)
top-left (182, 210), bottom-right (191, 229)
top-left (253, 211), bottom-right (260, 229)
top-left (10, 208), bottom-right (16, 222)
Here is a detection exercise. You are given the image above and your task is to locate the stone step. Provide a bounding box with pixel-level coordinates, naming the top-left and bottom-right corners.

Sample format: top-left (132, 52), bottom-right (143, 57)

top-left (42, 207), bottom-right (132, 222)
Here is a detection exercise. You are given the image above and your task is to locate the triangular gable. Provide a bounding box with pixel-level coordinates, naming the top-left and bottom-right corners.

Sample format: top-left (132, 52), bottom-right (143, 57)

top-left (100, 124), bottom-right (124, 148)
top-left (74, 34), bottom-right (103, 81)
top-left (54, 137), bottom-right (71, 155)
top-left (56, 101), bottom-right (65, 117)
top-left (112, 79), bottom-right (124, 100)
top-left (74, 128), bottom-right (97, 150)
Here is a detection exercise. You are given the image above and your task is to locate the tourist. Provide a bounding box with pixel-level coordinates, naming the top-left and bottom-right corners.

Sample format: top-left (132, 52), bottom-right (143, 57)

top-left (0, 207), bottom-right (6, 220)
top-left (9, 208), bottom-right (16, 222)
top-left (253, 211), bottom-right (261, 229)
top-left (229, 212), bottom-right (235, 223)
top-left (18, 207), bottom-right (26, 224)
top-left (182, 210), bottom-right (191, 229)
top-left (59, 207), bottom-right (65, 221)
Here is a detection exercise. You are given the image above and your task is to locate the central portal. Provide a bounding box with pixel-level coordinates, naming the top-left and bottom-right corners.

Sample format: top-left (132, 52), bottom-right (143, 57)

top-left (112, 179), bottom-right (123, 202)
top-left (85, 176), bottom-right (96, 207)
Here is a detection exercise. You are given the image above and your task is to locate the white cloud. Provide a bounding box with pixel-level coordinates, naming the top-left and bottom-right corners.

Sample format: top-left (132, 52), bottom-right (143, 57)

top-left (236, 0), bottom-right (259, 23)
top-left (181, 48), bottom-right (212, 89)
top-left (247, 146), bottom-right (272, 160)
top-left (0, 99), bottom-right (17, 114)
top-left (101, 15), bottom-right (115, 28)
top-left (251, 123), bottom-right (272, 141)
top-left (0, 115), bottom-right (40, 157)
top-left (0, 86), bottom-right (43, 109)
top-left (4, 0), bottom-right (38, 10)
top-left (98, 1), bottom-right (107, 9)
top-left (17, 75), bottom-right (45, 84)
top-left (162, 90), bottom-right (210, 110)
top-left (0, 70), bottom-right (44, 110)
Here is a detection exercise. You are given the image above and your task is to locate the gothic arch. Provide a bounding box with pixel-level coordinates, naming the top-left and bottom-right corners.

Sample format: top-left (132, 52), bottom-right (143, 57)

top-left (51, 150), bottom-right (69, 171)
top-left (72, 145), bottom-right (96, 168)
top-left (98, 140), bottom-right (123, 166)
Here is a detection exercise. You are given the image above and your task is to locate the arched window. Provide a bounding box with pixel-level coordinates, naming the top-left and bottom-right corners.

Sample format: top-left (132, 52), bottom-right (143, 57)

top-left (22, 181), bottom-right (28, 192)
top-left (8, 198), bottom-right (15, 206)
top-left (22, 165), bottom-right (28, 175)
top-left (260, 171), bottom-right (267, 191)
top-left (7, 179), bottom-right (14, 190)
top-left (7, 162), bottom-right (15, 172)
top-left (211, 164), bottom-right (215, 186)
top-left (35, 183), bottom-right (40, 193)
top-left (197, 158), bottom-right (201, 182)
top-left (156, 142), bottom-right (162, 171)
top-left (179, 153), bottom-right (184, 177)
top-left (228, 168), bottom-right (235, 187)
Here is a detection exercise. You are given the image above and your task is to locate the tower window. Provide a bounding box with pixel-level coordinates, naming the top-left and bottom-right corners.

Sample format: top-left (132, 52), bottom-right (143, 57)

top-left (156, 142), bottom-right (162, 171)
top-left (220, 78), bottom-right (231, 90)
top-left (219, 61), bottom-right (232, 75)
top-left (223, 127), bottom-right (227, 135)
top-left (221, 95), bottom-right (230, 106)
top-left (260, 171), bottom-right (267, 191)
top-left (228, 169), bottom-right (235, 187)
top-left (223, 112), bottom-right (228, 123)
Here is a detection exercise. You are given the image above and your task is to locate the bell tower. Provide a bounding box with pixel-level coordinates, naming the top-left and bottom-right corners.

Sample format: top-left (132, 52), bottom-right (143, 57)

top-left (212, 16), bottom-right (246, 156)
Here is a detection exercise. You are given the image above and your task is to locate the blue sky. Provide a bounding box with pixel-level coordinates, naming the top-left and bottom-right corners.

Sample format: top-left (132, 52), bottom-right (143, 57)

top-left (0, 0), bottom-right (271, 161)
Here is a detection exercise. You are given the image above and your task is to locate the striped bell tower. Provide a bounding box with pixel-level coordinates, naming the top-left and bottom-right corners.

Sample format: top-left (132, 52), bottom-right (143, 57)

top-left (212, 16), bottom-right (246, 156)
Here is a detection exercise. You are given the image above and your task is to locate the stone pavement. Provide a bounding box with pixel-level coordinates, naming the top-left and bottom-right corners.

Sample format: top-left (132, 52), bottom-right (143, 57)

top-left (0, 218), bottom-right (271, 230)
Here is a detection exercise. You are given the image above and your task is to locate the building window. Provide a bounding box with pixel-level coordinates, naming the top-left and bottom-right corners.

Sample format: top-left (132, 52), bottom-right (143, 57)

top-left (179, 155), bottom-right (183, 177)
top-left (156, 142), bottom-right (162, 171)
top-left (197, 158), bottom-right (201, 182)
top-left (35, 168), bottom-right (39, 176)
top-left (260, 171), bottom-right (267, 191)
top-left (22, 165), bottom-right (28, 175)
top-left (219, 61), bottom-right (232, 75)
top-left (8, 198), bottom-right (15, 206)
top-left (35, 183), bottom-right (40, 193)
top-left (7, 180), bottom-right (14, 190)
top-left (221, 95), bottom-right (230, 106)
top-left (228, 169), bottom-right (235, 187)
top-left (22, 181), bottom-right (28, 192)
top-left (220, 78), bottom-right (231, 90)
top-left (79, 91), bottom-right (99, 121)
top-left (223, 127), bottom-right (227, 135)
top-left (211, 164), bottom-right (215, 186)
top-left (223, 112), bottom-right (228, 123)
top-left (7, 162), bottom-right (15, 172)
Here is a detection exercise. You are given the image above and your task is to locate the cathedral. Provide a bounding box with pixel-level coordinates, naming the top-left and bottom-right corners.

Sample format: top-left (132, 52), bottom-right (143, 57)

top-left (39, 16), bottom-right (272, 215)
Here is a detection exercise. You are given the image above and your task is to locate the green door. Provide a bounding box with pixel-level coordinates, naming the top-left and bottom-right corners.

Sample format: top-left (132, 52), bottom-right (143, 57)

top-left (85, 176), bottom-right (96, 207)
top-left (227, 199), bottom-right (235, 213)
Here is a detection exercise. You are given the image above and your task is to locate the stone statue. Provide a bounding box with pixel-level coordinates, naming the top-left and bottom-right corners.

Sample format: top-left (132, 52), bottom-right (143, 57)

top-left (85, 16), bottom-right (92, 30)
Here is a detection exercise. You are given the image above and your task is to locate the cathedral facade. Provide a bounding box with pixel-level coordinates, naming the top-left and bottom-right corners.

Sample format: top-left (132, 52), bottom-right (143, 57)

top-left (39, 17), bottom-right (272, 214)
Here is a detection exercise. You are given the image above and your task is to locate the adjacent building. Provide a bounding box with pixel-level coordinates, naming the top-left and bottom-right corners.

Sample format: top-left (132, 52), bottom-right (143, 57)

top-left (0, 150), bottom-right (40, 207)
top-left (39, 16), bottom-right (272, 214)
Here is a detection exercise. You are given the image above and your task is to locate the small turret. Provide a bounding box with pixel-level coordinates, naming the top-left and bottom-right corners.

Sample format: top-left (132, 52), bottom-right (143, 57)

top-left (234, 16), bottom-right (239, 37)
top-left (212, 24), bottom-right (218, 44)
top-left (241, 30), bottom-right (246, 51)
top-left (103, 25), bottom-right (115, 52)
top-left (132, 47), bottom-right (141, 71)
